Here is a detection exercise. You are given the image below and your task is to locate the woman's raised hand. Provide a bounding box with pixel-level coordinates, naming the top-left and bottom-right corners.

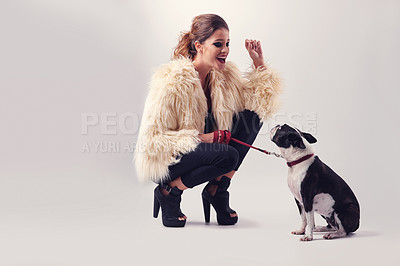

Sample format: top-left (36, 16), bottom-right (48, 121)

top-left (245, 39), bottom-right (265, 69)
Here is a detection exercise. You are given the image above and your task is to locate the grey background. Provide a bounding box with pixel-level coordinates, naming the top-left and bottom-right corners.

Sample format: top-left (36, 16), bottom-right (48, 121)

top-left (1, 0), bottom-right (399, 265)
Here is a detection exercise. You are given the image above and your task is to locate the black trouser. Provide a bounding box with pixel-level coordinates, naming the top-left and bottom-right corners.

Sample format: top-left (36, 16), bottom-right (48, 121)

top-left (167, 110), bottom-right (263, 188)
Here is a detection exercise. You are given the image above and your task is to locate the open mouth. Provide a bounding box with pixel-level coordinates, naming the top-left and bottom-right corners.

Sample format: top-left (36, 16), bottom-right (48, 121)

top-left (217, 57), bottom-right (226, 64)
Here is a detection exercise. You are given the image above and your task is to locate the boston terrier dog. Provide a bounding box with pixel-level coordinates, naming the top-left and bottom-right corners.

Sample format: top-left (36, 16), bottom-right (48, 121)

top-left (270, 124), bottom-right (360, 241)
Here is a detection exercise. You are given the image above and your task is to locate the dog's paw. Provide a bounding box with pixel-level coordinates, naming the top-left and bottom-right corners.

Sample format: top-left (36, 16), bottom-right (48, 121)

top-left (300, 235), bottom-right (313, 241)
top-left (323, 231), bottom-right (346, 239)
top-left (291, 229), bottom-right (305, 235)
top-left (323, 233), bottom-right (335, 239)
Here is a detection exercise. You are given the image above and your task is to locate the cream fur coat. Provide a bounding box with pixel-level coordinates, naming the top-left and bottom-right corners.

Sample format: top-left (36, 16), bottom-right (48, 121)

top-left (134, 57), bottom-right (282, 183)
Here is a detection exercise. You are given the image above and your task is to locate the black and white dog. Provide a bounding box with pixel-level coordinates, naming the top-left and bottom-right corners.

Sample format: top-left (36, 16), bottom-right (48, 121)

top-left (270, 124), bottom-right (360, 241)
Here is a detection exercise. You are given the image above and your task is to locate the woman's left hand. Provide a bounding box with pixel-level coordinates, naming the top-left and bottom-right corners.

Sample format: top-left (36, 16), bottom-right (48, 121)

top-left (245, 39), bottom-right (265, 69)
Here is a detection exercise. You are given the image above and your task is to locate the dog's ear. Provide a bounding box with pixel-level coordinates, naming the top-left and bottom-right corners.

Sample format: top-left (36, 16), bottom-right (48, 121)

top-left (289, 133), bottom-right (306, 149)
top-left (300, 132), bottom-right (317, 144)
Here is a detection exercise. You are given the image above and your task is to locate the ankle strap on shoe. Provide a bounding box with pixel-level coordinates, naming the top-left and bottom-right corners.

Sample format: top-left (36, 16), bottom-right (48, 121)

top-left (218, 176), bottom-right (231, 191)
top-left (208, 176), bottom-right (231, 191)
top-left (160, 183), bottom-right (183, 196)
top-left (208, 179), bottom-right (220, 186)
top-left (162, 183), bottom-right (173, 193)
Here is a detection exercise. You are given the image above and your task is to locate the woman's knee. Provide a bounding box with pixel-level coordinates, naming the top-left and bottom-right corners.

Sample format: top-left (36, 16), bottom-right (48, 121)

top-left (191, 143), bottom-right (239, 171)
top-left (214, 146), bottom-right (239, 171)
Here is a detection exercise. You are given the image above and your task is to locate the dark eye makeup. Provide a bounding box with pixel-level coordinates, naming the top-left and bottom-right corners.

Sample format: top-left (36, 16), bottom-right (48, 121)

top-left (213, 42), bottom-right (229, 48)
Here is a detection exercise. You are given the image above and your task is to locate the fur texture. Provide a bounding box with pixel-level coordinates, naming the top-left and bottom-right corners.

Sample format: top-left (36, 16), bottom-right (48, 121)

top-left (134, 57), bottom-right (282, 183)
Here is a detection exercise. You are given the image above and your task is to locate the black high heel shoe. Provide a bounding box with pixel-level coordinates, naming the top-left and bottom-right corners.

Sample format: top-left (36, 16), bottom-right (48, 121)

top-left (201, 176), bottom-right (238, 225)
top-left (153, 184), bottom-right (186, 227)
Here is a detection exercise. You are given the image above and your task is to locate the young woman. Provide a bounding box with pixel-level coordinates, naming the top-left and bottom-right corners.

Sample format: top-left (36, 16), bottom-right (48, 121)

top-left (134, 14), bottom-right (281, 227)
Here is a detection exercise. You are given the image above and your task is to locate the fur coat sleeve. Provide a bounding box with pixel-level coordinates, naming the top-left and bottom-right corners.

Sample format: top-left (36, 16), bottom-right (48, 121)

top-left (243, 65), bottom-right (282, 121)
top-left (134, 57), bottom-right (282, 184)
top-left (134, 58), bottom-right (207, 183)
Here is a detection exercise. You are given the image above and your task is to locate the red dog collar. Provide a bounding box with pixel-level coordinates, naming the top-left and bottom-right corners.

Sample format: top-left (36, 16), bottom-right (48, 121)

top-left (287, 154), bottom-right (315, 167)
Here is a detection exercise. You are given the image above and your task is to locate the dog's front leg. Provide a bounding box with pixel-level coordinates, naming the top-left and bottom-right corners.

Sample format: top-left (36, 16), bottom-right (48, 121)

top-left (292, 199), bottom-right (307, 235)
top-left (300, 211), bottom-right (315, 241)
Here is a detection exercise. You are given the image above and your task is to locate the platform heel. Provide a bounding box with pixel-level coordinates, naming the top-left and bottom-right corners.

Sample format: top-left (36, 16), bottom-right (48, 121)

top-left (153, 184), bottom-right (186, 227)
top-left (201, 176), bottom-right (238, 225)
top-left (202, 196), bottom-right (211, 223)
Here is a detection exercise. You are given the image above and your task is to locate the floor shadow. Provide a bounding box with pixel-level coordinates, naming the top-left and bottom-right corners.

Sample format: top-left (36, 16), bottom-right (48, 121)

top-left (235, 218), bottom-right (260, 228)
top-left (351, 230), bottom-right (380, 238)
top-left (184, 218), bottom-right (260, 228)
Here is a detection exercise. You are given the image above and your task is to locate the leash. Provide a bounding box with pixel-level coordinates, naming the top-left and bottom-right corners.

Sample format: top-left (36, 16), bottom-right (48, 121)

top-left (213, 131), bottom-right (316, 165)
top-left (231, 136), bottom-right (315, 167)
top-left (213, 130), bottom-right (283, 158)
top-left (230, 137), bottom-right (284, 158)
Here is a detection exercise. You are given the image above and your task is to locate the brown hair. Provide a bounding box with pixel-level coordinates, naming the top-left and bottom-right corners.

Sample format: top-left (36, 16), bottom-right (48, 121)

top-left (173, 14), bottom-right (229, 59)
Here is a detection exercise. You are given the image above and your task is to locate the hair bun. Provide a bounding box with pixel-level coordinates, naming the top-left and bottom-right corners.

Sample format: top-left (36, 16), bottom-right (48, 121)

top-left (173, 14), bottom-right (229, 60)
